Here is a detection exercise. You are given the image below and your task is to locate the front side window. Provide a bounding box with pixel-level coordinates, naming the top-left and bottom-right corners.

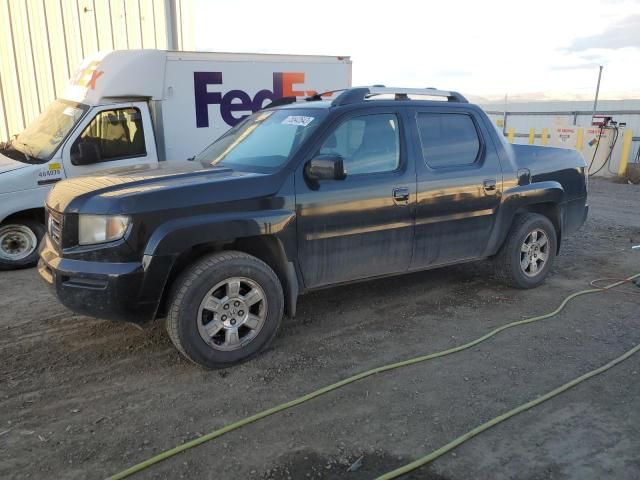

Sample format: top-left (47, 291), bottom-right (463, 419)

top-left (417, 113), bottom-right (480, 168)
top-left (318, 113), bottom-right (400, 175)
top-left (196, 108), bottom-right (327, 172)
top-left (71, 107), bottom-right (146, 164)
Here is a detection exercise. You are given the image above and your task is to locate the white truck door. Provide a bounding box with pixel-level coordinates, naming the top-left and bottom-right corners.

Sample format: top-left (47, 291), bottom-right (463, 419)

top-left (62, 102), bottom-right (157, 176)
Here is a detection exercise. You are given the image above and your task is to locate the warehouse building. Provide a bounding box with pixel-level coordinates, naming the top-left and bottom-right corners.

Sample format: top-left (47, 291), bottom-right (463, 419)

top-left (0, 0), bottom-right (194, 139)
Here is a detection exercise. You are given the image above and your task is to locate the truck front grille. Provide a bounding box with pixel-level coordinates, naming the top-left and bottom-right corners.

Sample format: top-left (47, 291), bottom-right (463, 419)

top-left (47, 209), bottom-right (63, 246)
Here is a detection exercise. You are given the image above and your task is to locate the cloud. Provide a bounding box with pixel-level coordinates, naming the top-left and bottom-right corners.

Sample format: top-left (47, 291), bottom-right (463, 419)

top-left (567, 15), bottom-right (640, 51)
top-left (435, 70), bottom-right (473, 77)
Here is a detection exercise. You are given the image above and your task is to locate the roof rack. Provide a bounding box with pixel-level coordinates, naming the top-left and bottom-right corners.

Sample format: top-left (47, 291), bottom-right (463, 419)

top-left (331, 86), bottom-right (468, 106)
top-left (262, 96), bottom-right (297, 110)
top-left (304, 89), bottom-right (349, 101)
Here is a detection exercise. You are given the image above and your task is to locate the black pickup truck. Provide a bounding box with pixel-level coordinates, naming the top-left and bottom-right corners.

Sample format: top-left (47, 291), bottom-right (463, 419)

top-left (39, 87), bottom-right (588, 368)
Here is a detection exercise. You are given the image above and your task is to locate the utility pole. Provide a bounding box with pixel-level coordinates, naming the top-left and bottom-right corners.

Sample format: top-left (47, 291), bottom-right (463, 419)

top-left (592, 65), bottom-right (603, 120)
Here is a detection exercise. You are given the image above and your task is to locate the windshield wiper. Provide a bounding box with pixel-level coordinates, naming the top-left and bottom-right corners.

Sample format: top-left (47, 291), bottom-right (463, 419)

top-left (10, 138), bottom-right (42, 164)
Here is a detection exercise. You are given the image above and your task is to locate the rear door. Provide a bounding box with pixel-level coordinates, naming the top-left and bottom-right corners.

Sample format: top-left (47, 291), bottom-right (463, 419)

top-left (410, 107), bottom-right (503, 268)
top-left (295, 108), bottom-right (416, 288)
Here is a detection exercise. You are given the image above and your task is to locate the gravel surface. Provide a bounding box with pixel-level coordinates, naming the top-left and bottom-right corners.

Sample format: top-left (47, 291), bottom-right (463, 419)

top-left (1, 178), bottom-right (639, 480)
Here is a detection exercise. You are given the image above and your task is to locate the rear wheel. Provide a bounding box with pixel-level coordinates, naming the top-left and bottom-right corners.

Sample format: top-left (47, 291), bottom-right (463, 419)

top-left (0, 220), bottom-right (45, 270)
top-left (494, 213), bottom-right (557, 289)
top-left (166, 251), bottom-right (284, 369)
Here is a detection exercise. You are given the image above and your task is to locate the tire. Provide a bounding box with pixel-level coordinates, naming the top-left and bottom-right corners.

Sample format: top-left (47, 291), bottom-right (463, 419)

top-left (166, 251), bottom-right (284, 369)
top-left (494, 213), bottom-right (557, 289)
top-left (0, 220), bottom-right (46, 271)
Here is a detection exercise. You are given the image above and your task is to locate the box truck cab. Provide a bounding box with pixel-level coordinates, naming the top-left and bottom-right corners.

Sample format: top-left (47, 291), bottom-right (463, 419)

top-left (0, 49), bottom-right (351, 269)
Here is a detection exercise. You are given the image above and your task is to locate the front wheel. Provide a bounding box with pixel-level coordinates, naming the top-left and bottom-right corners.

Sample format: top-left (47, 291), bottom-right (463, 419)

top-left (0, 220), bottom-right (46, 271)
top-left (166, 251), bottom-right (284, 369)
top-left (493, 213), bottom-right (557, 289)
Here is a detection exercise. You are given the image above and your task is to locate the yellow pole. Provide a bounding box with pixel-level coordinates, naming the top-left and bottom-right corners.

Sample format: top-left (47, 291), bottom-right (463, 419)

top-left (541, 128), bottom-right (548, 146)
top-left (576, 128), bottom-right (584, 151)
top-left (528, 128), bottom-right (535, 144)
top-left (507, 128), bottom-right (515, 144)
top-left (618, 128), bottom-right (633, 176)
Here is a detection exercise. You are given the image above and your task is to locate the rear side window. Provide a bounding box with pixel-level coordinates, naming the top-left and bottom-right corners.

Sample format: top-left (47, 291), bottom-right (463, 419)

top-left (416, 113), bottom-right (480, 168)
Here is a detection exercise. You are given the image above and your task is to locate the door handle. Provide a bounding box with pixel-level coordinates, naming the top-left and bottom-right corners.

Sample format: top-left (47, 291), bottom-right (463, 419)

top-left (483, 179), bottom-right (497, 193)
top-left (393, 187), bottom-right (410, 204)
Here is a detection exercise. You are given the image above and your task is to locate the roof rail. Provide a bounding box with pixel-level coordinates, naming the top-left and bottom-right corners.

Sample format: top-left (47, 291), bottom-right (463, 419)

top-left (331, 87), bottom-right (468, 106)
top-left (262, 96), bottom-right (297, 110)
top-left (304, 88), bottom-right (349, 101)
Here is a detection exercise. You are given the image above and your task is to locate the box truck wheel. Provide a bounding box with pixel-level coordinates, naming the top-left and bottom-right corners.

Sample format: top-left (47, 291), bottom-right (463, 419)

top-left (166, 251), bottom-right (284, 369)
top-left (0, 220), bottom-right (45, 270)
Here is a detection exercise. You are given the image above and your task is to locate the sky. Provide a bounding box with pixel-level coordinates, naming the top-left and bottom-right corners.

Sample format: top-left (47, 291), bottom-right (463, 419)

top-left (194, 0), bottom-right (640, 102)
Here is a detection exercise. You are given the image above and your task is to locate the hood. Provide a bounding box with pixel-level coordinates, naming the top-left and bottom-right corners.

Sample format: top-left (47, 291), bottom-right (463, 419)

top-left (46, 161), bottom-right (271, 213)
top-left (0, 152), bottom-right (29, 174)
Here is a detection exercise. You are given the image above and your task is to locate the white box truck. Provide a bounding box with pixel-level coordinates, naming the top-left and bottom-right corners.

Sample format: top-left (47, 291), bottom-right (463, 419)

top-left (0, 49), bottom-right (352, 269)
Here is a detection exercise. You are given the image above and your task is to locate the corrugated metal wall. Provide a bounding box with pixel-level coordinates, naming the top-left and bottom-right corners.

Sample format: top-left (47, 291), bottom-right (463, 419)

top-left (0, 0), bottom-right (194, 140)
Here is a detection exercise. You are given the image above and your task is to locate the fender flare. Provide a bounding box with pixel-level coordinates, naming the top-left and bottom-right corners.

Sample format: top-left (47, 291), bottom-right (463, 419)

top-left (143, 210), bottom-right (300, 316)
top-left (144, 210), bottom-right (295, 257)
top-left (487, 181), bottom-right (565, 255)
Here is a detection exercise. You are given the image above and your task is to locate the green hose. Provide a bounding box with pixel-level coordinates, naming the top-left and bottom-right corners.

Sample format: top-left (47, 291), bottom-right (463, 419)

top-left (108, 273), bottom-right (640, 480)
top-left (377, 339), bottom-right (640, 479)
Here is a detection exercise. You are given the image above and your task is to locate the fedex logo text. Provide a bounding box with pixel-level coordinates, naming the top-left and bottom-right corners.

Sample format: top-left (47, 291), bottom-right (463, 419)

top-left (194, 72), bottom-right (325, 128)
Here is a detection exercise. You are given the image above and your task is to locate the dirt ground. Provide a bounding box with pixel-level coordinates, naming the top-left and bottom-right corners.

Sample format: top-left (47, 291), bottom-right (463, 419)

top-left (1, 178), bottom-right (639, 480)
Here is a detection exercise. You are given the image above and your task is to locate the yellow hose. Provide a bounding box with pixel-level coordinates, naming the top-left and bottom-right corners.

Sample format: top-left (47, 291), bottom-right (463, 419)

top-left (108, 273), bottom-right (640, 480)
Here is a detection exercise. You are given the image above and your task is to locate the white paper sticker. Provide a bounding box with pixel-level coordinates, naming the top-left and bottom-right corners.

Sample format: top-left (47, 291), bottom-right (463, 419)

top-left (63, 106), bottom-right (80, 117)
top-left (281, 115), bottom-right (314, 127)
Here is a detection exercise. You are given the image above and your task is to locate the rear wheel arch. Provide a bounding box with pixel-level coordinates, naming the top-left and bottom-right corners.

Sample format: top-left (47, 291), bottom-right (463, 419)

top-left (513, 202), bottom-right (562, 253)
top-left (494, 212), bottom-right (558, 288)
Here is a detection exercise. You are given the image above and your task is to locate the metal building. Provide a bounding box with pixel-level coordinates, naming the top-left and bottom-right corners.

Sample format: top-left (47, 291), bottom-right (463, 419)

top-left (0, 0), bottom-right (194, 140)
top-left (481, 100), bottom-right (640, 151)
top-left (481, 99), bottom-right (640, 175)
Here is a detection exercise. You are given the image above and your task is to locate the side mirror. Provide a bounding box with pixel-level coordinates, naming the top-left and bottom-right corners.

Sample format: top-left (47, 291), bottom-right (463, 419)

top-left (305, 154), bottom-right (347, 181)
top-left (71, 141), bottom-right (101, 166)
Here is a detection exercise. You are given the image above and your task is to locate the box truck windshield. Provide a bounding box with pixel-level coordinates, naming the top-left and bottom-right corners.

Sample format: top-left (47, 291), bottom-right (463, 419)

top-left (2, 100), bottom-right (89, 164)
top-left (196, 108), bottom-right (327, 172)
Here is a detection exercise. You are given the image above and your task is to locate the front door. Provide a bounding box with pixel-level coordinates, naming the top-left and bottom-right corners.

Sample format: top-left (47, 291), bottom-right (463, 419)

top-left (410, 108), bottom-right (503, 268)
top-left (62, 102), bottom-right (157, 177)
top-left (295, 109), bottom-right (415, 288)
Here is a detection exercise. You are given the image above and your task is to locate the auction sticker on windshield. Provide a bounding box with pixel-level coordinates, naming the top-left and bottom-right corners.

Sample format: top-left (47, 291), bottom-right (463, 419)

top-left (281, 115), bottom-right (314, 127)
top-left (63, 107), bottom-right (81, 117)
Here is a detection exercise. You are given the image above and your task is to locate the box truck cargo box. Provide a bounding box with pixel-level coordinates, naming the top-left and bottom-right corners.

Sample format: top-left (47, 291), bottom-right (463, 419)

top-left (0, 49), bottom-right (352, 269)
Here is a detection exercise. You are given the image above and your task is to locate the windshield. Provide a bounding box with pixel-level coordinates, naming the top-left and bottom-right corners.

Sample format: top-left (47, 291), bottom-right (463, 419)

top-left (196, 108), bottom-right (327, 171)
top-left (1, 100), bottom-right (89, 164)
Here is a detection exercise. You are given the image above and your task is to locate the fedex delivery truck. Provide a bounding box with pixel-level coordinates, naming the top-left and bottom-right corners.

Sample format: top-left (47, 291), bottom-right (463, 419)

top-left (0, 49), bottom-right (352, 270)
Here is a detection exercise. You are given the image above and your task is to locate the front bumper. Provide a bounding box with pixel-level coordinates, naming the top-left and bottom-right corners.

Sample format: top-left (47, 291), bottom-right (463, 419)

top-left (38, 235), bottom-right (172, 324)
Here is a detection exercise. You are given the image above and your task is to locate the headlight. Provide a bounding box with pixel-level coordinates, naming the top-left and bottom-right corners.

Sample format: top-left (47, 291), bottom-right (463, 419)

top-left (78, 214), bottom-right (130, 245)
